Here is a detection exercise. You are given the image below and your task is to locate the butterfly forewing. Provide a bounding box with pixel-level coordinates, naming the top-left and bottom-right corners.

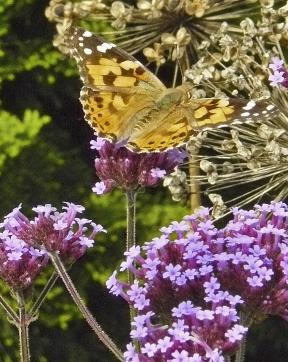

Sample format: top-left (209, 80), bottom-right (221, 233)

top-left (65, 26), bottom-right (166, 94)
top-left (65, 26), bottom-right (168, 142)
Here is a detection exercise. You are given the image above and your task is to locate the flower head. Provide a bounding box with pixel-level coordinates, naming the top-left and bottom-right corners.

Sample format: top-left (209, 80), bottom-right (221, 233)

top-left (1, 202), bottom-right (105, 268)
top-left (91, 137), bottom-right (186, 193)
top-left (108, 201), bottom-right (288, 360)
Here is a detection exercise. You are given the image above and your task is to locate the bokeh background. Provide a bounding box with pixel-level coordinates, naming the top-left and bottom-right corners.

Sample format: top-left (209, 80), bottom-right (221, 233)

top-left (0, 0), bottom-right (288, 361)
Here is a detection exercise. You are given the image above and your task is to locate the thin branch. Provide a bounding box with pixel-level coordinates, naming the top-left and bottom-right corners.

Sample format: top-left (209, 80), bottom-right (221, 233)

top-left (126, 190), bottom-right (137, 323)
top-left (0, 293), bottom-right (19, 324)
top-left (17, 293), bottom-right (30, 362)
top-left (28, 272), bottom-right (59, 323)
top-left (49, 252), bottom-right (124, 362)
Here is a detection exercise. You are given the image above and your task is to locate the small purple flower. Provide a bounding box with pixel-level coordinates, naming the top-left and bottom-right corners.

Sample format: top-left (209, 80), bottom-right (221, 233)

top-left (90, 138), bottom-right (106, 150)
top-left (225, 325), bottom-right (248, 343)
top-left (269, 71), bottom-right (284, 86)
top-left (163, 263), bottom-right (182, 281)
top-left (157, 336), bottom-right (173, 353)
top-left (92, 181), bottom-right (106, 195)
top-left (150, 168), bottom-right (166, 178)
top-left (123, 343), bottom-right (139, 362)
top-left (170, 350), bottom-right (191, 361)
top-left (141, 342), bottom-right (158, 357)
top-left (91, 137), bottom-right (186, 193)
top-left (269, 57), bottom-right (284, 71)
top-left (268, 57), bottom-right (288, 88)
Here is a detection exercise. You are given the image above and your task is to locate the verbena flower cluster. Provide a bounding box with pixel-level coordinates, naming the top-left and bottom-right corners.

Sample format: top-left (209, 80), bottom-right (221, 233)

top-left (91, 137), bottom-right (186, 194)
top-left (0, 202), bottom-right (105, 290)
top-left (107, 201), bottom-right (288, 361)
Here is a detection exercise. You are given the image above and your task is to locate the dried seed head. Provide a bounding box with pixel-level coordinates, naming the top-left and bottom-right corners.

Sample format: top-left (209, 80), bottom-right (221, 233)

top-left (46, 0), bottom-right (265, 85)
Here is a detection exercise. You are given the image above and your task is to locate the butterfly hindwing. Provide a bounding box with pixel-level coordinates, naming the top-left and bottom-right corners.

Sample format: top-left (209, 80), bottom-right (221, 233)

top-left (126, 97), bottom-right (278, 152)
top-left (127, 107), bottom-right (194, 152)
top-left (80, 86), bottom-right (156, 141)
top-left (187, 98), bottom-right (278, 130)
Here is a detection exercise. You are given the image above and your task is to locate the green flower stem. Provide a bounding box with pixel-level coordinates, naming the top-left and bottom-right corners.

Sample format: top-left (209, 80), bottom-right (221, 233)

top-left (126, 190), bottom-right (137, 282)
top-left (235, 312), bottom-right (250, 362)
top-left (235, 330), bottom-right (247, 362)
top-left (17, 293), bottom-right (30, 362)
top-left (235, 336), bottom-right (246, 362)
top-left (126, 190), bottom-right (137, 322)
top-left (28, 272), bottom-right (59, 323)
top-left (49, 252), bottom-right (124, 362)
top-left (0, 294), bottom-right (19, 324)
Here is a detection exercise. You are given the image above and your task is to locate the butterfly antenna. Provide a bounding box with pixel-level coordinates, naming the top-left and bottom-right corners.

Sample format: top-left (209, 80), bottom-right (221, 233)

top-left (171, 43), bottom-right (186, 87)
top-left (172, 61), bottom-right (179, 88)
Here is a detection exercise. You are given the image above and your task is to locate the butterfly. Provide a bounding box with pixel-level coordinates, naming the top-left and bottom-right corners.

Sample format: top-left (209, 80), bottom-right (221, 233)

top-left (65, 26), bottom-right (279, 153)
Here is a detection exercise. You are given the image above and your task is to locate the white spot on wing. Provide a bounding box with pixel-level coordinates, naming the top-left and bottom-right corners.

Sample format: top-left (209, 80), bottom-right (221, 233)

top-left (84, 48), bottom-right (92, 55)
top-left (83, 31), bottom-right (92, 37)
top-left (241, 112), bottom-right (250, 117)
top-left (243, 100), bottom-right (256, 110)
top-left (96, 42), bottom-right (116, 53)
top-left (266, 104), bottom-right (275, 111)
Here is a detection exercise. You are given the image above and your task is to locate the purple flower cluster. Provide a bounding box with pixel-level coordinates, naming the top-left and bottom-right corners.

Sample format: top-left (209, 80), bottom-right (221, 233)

top-left (107, 202), bottom-right (288, 361)
top-left (90, 137), bottom-right (186, 194)
top-left (0, 203), bottom-right (105, 290)
top-left (269, 57), bottom-right (288, 88)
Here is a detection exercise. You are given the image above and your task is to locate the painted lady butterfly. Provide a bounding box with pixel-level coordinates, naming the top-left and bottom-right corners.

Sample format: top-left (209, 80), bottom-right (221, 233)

top-left (65, 27), bottom-right (278, 152)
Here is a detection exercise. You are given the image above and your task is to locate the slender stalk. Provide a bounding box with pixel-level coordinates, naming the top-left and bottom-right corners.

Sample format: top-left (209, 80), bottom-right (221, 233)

top-left (17, 293), bottom-right (30, 362)
top-left (235, 311), bottom-right (249, 362)
top-left (28, 272), bottom-right (59, 323)
top-left (235, 335), bottom-right (246, 362)
top-left (125, 190), bottom-right (137, 323)
top-left (0, 294), bottom-right (19, 324)
top-left (49, 252), bottom-right (124, 362)
top-left (126, 190), bottom-right (137, 283)
top-left (189, 155), bottom-right (201, 212)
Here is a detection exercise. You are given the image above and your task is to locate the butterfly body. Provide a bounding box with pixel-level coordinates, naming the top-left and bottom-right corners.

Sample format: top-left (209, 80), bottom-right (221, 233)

top-left (65, 27), bottom-right (279, 152)
top-left (154, 86), bottom-right (188, 110)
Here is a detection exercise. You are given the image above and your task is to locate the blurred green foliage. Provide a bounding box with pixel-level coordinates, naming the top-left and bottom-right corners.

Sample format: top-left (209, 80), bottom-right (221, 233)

top-left (0, 0), bottom-right (287, 361)
top-left (0, 110), bottom-right (50, 171)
